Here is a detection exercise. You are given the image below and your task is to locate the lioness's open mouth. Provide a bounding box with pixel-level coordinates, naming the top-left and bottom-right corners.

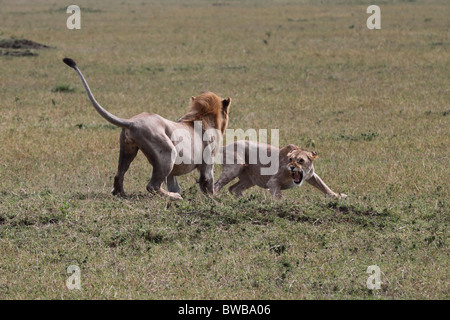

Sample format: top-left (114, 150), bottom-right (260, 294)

top-left (291, 170), bottom-right (303, 184)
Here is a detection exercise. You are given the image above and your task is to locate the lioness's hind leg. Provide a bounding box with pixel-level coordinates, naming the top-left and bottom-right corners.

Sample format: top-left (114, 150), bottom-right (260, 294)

top-left (228, 174), bottom-right (254, 197)
top-left (214, 165), bottom-right (243, 193)
top-left (112, 131), bottom-right (139, 196)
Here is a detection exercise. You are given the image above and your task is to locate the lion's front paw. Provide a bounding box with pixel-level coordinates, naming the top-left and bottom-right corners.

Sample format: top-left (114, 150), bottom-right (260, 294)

top-left (111, 187), bottom-right (125, 197)
top-left (338, 193), bottom-right (348, 199)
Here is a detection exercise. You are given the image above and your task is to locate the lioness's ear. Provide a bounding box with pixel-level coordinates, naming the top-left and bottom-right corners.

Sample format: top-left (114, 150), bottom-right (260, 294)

top-left (191, 96), bottom-right (196, 101)
top-left (222, 97), bottom-right (231, 112)
top-left (286, 144), bottom-right (298, 151)
top-left (308, 151), bottom-right (318, 161)
top-left (285, 144), bottom-right (299, 158)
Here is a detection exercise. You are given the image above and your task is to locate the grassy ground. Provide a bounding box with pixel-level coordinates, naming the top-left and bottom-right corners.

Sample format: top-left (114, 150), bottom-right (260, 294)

top-left (0, 0), bottom-right (448, 299)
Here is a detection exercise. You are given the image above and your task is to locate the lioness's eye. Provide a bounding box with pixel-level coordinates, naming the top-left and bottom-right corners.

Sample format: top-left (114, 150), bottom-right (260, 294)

top-left (289, 158), bottom-right (292, 162)
top-left (298, 159), bottom-right (304, 164)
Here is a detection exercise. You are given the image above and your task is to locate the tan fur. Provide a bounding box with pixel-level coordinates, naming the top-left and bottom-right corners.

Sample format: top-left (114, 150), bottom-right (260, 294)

top-left (214, 141), bottom-right (347, 199)
top-left (179, 94), bottom-right (231, 134)
top-left (63, 58), bottom-right (231, 200)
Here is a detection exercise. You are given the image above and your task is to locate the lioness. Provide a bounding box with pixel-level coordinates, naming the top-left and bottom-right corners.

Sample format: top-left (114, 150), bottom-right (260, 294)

top-left (63, 58), bottom-right (231, 200)
top-left (214, 141), bottom-right (347, 199)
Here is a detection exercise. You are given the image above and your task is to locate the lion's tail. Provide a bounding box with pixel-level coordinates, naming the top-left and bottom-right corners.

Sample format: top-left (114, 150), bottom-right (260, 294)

top-left (62, 58), bottom-right (133, 129)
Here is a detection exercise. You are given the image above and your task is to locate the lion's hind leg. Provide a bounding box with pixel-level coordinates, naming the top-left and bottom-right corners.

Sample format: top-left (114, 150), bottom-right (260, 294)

top-left (166, 175), bottom-right (180, 194)
top-left (140, 138), bottom-right (182, 201)
top-left (112, 130), bottom-right (139, 197)
top-left (147, 165), bottom-right (183, 201)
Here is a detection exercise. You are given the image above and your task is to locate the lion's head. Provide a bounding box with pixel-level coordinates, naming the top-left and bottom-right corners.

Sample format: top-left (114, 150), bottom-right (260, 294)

top-left (286, 147), bottom-right (318, 186)
top-left (179, 91), bottom-right (231, 134)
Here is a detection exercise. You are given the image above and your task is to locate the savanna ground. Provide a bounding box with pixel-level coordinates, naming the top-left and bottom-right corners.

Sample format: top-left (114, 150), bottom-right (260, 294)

top-left (0, 0), bottom-right (448, 300)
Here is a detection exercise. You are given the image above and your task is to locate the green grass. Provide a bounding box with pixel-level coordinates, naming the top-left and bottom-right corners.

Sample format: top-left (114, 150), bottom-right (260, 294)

top-left (0, 0), bottom-right (448, 299)
top-left (51, 84), bottom-right (75, 93)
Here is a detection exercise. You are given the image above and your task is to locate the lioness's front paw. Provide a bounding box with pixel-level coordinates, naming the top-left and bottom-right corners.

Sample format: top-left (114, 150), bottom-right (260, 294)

top-left (338, 193), bottom-right (348, 199)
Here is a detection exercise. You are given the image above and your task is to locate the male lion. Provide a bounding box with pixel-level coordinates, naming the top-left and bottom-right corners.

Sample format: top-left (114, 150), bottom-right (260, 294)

top-left (214, 141), bottom-right (347, 199)
top-left (63, 58), bottom-right (231, 200)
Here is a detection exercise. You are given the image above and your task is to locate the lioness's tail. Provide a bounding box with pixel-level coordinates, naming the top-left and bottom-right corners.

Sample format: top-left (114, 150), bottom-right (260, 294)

top-left (62, 58), bottom-right (132, 129)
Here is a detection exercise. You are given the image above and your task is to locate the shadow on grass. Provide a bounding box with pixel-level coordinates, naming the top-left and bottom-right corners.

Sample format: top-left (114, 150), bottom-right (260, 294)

top-left (169, 191), bottom-right (395, 230)
top-left (0, 188), bottom-right (395, 232)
